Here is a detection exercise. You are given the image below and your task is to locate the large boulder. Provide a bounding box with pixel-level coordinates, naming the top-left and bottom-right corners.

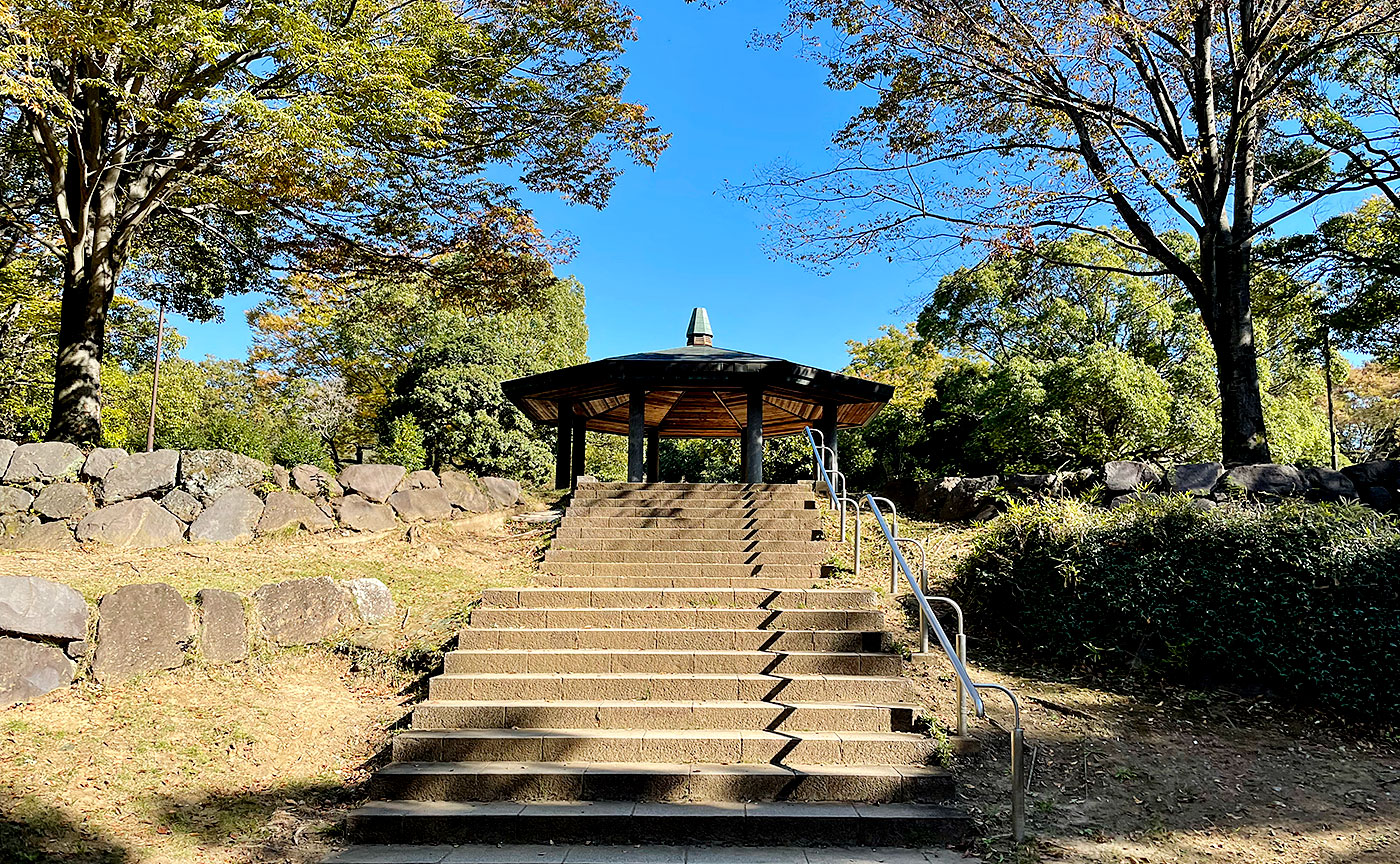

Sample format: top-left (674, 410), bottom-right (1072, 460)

top-left (938, 476), bottom-right (1000, 522)
top-left (0, 575), bottom-right (88, 642)
top-left (440, 472), bottom-right (494, 512)
top-left (1300, 466), bottom-right (1356, 502)
top-left (76, 499), bottom-right (186, 547)
top-left (188, 488), bottom-right (263, 544)
top-left (91, 583), bottom-right (194, 683)
top-left (291, 464), bottom-right (344, 498)
top-left (480, 476), bottom-right (523, 508)
top-left (1110, 491), bottom-right (1162, 509)
top-left (1340, 460), bottom-right (1400, 491)
top-left (0, 521), bottom-right (78, 551)
top-left (341, 577), bottom-right (395, 625)
top-left (0, 440), bottom-right (15, 477)
top-left (0, 486), bottom-right (34, 514)
top-left (335, 495), bottom-right (398, 532)
top-left (3, 442), bottom-right (83, 484)
top-left (388, 488), bottom-right (453, 522)
top-left (1173, 462), bottom-right (1224, 496)
top-left (398, 470), bottom-right (440, 491)
top-left (159, 488), bottom-right (204, 523)
top-left (1104, 460), bottom-right (1162, 493)
top-left (81, 447), bottom-right (127, 481)
top-left (32, 482), bottom-right (95, 521)
top-left (257, 490), bottom-right (335, 534)
top-left (101, 449), bottom-right (180, 503)
top-left (1223, 464), bottom-right (1308, 497)
top-left (195, 588), bottom-right (248, 664)
top-left (913, 478), bottom-right (961, 521)
top-left (338, 464), bottom-right (406, 503)
top-left (252, 577), bottom-right (356, 645)
top-left (180, 450), bottom-right (270, 502)
top-left (0, 636), bottom-right (76, 704)
top-left (1002, 473), bottom-right (1062, 499)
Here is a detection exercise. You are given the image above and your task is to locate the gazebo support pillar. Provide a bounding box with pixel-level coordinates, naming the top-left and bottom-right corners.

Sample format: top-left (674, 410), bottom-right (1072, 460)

top-left (627, 389), bottom-right (646, 483)
top-left (819, 401), bottom-right (839, 475)
top-left (571, 415), bottom-right (587, 489)
top-left (743, 389), bottom-right (764, 483)
top-left (646, 429), bottom-right (660, 482)
top-left (554, 399), bottom-right (572, 490)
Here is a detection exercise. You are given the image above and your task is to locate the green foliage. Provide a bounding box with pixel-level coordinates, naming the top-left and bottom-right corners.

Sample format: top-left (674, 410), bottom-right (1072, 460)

top-left (660, 439), bottom-right (739, 483)
top-left (271, 425), bottom-right (334, 472)
top-left (388, 277), bottom-right (587, 482)
top-left (953, 498), bottom-right (1400, 719)
top-left (3, 0), bottom-right (666, 441)
top-left (839, 235), bottom-right (1335, 484)
top-left (379, 416), bottom-right (427, 473)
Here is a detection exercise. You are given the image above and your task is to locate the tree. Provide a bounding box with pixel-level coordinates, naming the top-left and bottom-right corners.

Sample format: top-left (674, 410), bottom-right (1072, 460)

top-left (1, 0), bottom-right (666, 443)
top-left (389, 276), bottom-right (588, 480)
top-left (747, 0), bottom-right (1400, 464)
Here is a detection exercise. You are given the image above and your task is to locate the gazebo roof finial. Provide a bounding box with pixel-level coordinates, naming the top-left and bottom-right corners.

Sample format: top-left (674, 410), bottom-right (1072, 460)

top-left (686, 307), bottom-right (713, 347)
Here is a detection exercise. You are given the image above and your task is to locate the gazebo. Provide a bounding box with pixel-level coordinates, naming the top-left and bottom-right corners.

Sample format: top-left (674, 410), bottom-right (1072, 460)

top-left (502, 308), bottom-right (895, 486)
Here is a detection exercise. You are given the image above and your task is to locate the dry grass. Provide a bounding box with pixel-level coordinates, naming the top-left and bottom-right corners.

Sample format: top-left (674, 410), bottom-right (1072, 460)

top-left (0, 513), bottom-right (546, 863)
top-left (821, 505), bottom-right (1400, 864)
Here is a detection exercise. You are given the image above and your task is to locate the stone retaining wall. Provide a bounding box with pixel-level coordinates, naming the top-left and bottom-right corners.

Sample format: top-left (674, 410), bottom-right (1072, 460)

top-left (0, 441), bottom-right (523, 550)
top-left (0, 573), bottom-right (396, 704)
top-left (892, 459), bottom-right (1397, 522)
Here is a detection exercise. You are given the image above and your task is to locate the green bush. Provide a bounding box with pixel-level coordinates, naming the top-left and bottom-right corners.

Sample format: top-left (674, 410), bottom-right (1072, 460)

top-left (379, 415), bottom-right (427, 472)
top-left (952, 497), bottom-right (1400, 719)
top-left (271, 424), bottom-right (333, 470)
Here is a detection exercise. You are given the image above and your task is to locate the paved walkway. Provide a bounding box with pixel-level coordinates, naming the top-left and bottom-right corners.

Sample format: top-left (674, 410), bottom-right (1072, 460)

top-left (324, 845), bottom-right (975, 863)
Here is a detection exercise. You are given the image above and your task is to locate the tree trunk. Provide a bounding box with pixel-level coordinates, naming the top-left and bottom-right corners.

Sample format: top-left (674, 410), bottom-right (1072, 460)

top-left (47, 250), bottom-right (120, 444)
top-left (1209, 262), bottom-right (1272, 465)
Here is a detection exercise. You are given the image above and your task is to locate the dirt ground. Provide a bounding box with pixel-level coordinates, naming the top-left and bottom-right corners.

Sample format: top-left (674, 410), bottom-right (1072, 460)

top-left (0, 513), bottom-right (547, 864)
top-left (834, 518), bottom-right (1400, 864)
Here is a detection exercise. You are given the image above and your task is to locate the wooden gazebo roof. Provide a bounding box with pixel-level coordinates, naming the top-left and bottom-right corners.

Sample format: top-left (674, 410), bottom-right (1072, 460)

top-left (502, 325), bottom-right (894, 439)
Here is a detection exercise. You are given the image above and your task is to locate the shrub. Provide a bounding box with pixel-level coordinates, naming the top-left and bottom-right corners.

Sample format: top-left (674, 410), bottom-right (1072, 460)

top-left (379, 415), bottom-right (427, 472)
top-left (952, 497), bottom-right (1400, 719)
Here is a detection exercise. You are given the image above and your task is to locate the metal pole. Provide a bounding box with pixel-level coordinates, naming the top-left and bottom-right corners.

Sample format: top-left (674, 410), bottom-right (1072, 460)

top-left (1011, 725), bottom-right (1026, 842)
top-left (1323, 326), bottom-right (1339, 471)
top-left (145, 298), bottom-right (166, 453)
top-left (955, 632), bottom-right (968, 737)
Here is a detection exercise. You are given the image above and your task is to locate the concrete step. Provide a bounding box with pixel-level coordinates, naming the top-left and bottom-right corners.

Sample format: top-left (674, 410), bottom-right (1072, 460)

top-left (468, 608), bottom-right (884, 631)
top-left (568, 504), bottom-right (817, 517)
top-left (555, 528), bottom-right (822, 541)
top-left (427, 673), bottom-right (915, 703)
top-left (391, 728), bottom-right (939, 765)
top-left (480, 588), bottom-right (875, 610)
top-left (530, 575), bottom-right (825, 588)
top-left (366, 761), bottom-right (954, 803)
top-left (410, 700), bottom-right (917, 732)
top-left (345, 800), bottom-right (973, 846)
top-left (325, 842), bottom-right (973, 863)
top-left (552, 539), bottom-right (825, 553)
top-left (544, 550), bottom-right (825, 565)
top-left (444, 650), bottom-right (902, 676)
top-left (561, 517), bottom-right (820, 530)
top-left (575, 482), bottom-right (813, 494)
top-left (456, 628), bottom-right (889, 652)
top-left (539, 563), bottom-right (822, 579)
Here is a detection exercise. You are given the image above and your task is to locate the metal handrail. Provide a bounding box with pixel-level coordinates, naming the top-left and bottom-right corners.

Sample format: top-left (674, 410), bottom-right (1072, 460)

top-left (802, 427), bottom-right (1026, 840)
top-left (866, 493), bottom-right (1026, 841)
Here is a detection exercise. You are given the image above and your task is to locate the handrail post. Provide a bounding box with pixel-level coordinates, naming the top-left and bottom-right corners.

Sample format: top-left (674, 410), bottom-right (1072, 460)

top-left (976, 683), bottom-right (1026, 843)
top-left (1011, 724), bottom-right (1026, 842)
top-left (955, 631), bottom-right (968, 737)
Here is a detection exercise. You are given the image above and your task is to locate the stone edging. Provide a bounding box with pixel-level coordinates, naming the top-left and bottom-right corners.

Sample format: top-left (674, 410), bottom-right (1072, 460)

top-left (0, 441), bottom-right (523, 550)
top-left (0, 574), bottom-right (396, 705)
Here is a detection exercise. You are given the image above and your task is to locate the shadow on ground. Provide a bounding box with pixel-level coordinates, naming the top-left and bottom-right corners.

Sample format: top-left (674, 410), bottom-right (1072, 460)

top-left (0, 791), bottom-right (130, 864)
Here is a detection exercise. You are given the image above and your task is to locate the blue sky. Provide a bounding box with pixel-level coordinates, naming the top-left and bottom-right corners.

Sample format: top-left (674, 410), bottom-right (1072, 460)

top-left (172, 2), bottom-right (946, 371)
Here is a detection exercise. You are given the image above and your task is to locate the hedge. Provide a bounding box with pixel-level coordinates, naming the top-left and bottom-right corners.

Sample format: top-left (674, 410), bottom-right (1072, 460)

top-left (951, 497), bottom-right (1400, 720)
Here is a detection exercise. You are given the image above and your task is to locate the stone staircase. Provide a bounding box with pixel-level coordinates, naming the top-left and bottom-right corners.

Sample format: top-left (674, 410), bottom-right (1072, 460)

top-left (347, 482), bottom-right (970, 846)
